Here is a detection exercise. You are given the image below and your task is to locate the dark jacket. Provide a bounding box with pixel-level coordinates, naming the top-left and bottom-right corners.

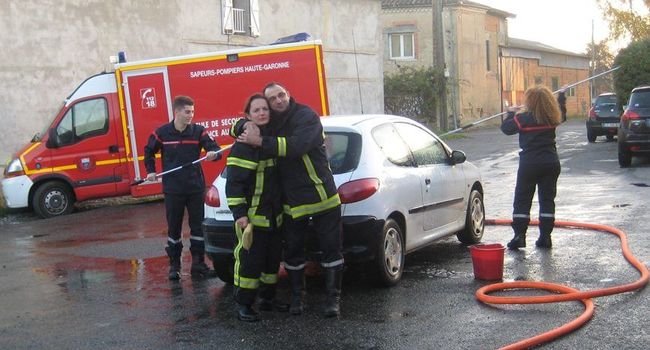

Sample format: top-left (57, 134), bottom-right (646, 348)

top-left (557, 92), bottom-right (567, 111)
top-left (231, 98), bottom-right (340, 219)
top-left (501, 111), bottom-right (559, 165)
top-left (144, 122), bottom-right (220, 194)
top-left (226, 125), bottom-right (282, 228)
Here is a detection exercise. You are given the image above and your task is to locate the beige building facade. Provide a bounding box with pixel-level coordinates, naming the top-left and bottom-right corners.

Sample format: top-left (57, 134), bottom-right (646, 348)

top-left (381, 0), bottom-right (512, 128)
top-left (0, 0), bottom-right (383, 166)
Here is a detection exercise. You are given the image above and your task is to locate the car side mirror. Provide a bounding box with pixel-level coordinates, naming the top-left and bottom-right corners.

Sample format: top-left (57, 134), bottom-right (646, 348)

top-left (45, 128), bottom-right (59, 149)
top-left (450, 150), bottom-right (466, 165)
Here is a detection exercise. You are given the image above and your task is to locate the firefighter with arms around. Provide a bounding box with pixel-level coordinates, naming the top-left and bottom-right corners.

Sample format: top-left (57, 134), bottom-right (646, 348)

top-left (234, 82), bottom-right (344, 318)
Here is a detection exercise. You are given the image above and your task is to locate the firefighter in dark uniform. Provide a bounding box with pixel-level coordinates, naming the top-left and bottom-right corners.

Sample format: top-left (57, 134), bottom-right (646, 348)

top-left (501, 85), bottom-right (562, 249)
top-left (557, 88), bottom-right (567, 122)
top-left (234, 82), bottom-right (344, 318)
top-left (226, 94), bottom-right (289, 322)
top-left (144, 95), bottom-right (221, 280)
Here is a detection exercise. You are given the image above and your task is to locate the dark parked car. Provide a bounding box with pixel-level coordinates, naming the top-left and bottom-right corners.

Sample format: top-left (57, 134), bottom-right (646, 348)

top-left (618, 86), bottom-right (650, 167)
top-left (587, 92), bottom-right (621, 142)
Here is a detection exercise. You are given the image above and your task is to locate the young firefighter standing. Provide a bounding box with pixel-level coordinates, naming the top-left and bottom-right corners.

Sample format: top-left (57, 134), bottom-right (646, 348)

top-left (226, 94), bottom-right (288, 322)
top-left (235, 83), bottom-right (344, 318)
top-left (501, 85), bottom-right (562, 249)
top-left (144, 95), bottom-right (221, 280)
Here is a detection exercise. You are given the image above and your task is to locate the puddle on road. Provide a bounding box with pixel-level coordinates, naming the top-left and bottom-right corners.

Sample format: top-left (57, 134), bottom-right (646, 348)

top-left (407, 265), bottom-right (458, 279)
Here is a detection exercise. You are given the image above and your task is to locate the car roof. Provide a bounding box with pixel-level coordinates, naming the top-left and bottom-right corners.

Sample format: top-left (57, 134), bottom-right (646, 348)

top-left (632, 86), bottom-right (650, 92)
top-left (598, 92), bottom-right (616, 97)
top-left (321, 114), bottom-right (417, 130)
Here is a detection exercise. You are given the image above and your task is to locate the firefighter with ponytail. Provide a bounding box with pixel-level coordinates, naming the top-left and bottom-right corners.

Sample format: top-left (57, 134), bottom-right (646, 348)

top-left (501, 85), bottom-right (562, 249)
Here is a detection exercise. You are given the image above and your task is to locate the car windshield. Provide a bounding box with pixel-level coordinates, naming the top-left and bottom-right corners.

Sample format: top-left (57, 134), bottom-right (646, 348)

top-left (630, 90), bottom-right (650, 108)
top-left (596, 95), bottom-right (617, 106)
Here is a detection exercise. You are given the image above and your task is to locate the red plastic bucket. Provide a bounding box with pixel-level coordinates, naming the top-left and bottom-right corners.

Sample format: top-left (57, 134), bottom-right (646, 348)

top-left (470, 243), bottom-right (506, 280)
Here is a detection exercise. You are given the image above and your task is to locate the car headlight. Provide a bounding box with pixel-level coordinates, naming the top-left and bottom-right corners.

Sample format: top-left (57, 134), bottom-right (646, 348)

top-left (4, 158), bottom-right (25, 177)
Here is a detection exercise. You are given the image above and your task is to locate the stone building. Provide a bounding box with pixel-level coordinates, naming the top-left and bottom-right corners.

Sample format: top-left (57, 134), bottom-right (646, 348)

top-left (501, 38), bottom-right (591, 116)
top-left (0, 0), bottom-right (383, 165)
top-left (382, 0), bottom-right (513, 128)
top-left (381, 0), bottom-right (590, 128)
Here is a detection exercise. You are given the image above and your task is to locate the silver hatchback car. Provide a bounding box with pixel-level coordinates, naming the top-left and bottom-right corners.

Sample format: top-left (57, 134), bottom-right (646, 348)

top-left (203, 114), bottom-right (485, 286)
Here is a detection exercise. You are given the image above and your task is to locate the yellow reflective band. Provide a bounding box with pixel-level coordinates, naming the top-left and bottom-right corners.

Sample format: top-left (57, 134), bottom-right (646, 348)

top-left (248, 212), bottom-right (270, 228)
top-left (276, 137), bottom-right (285, 157)
top-left (251, 162), bottom-right (265, 208)
top-left (287, 193), bottom-right (341, 219)
top-left (229, 117), bottom-right (243, 138)
top-left (233, 274), bottom-right (260, 289)
top-left (302, 154), bottom-right (327, 201)
top-left (227, 157), bottom-right (258, 170)
top-left (276, 213), bottom-right (283, 227)
top-left (233, 224), bottom-right (244, 279)
top-left (260, 273), bottom-right (278, 284)
top-left (227, 197), bottom-right (247, 206)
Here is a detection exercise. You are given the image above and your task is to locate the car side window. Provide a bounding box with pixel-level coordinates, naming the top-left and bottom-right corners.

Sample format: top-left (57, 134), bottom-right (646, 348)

top-left (394, 122), bottom-right (447, 166)
top-left (55, 98), bottom-right (109, 146)
top-left (371, 123), bottom-right (414, 166)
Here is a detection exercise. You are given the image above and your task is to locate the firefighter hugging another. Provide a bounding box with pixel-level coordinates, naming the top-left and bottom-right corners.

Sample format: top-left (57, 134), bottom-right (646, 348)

top-left (230, 83), bottom-right (344, 321)
top-left (144, 95), bottom-right (222, 280)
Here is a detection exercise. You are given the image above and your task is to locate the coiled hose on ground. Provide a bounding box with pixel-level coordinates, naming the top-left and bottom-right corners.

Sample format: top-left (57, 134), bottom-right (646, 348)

top-left (478, 219), bottom-right (649, 350)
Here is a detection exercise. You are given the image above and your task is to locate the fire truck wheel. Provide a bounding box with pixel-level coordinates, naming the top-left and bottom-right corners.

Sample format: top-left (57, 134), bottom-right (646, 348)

top-left (33, 181), bottom-right (75, 218)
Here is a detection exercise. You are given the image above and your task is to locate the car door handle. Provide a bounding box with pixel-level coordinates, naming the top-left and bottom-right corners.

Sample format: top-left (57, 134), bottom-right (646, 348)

top-left (108, 145), bottom-right (119, 153)
top-left (425, 178), bottom-right (431, 185)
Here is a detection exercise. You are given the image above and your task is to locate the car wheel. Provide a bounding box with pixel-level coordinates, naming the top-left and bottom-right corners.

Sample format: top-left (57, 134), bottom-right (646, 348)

top-left (606, 134), bottom-right (615, 142)
top-left (32, 181), bottom-right (75, 218)
top-left (374, 219), bottom-right (404, 287)
top-left (618, 144), bottom-right (632, 168)
top-left (456, 189), bottom-right (485, 244)
top-left (587, 128), bottom-right (596, 143)
top-left (209, 252), bottom-right (234, 284)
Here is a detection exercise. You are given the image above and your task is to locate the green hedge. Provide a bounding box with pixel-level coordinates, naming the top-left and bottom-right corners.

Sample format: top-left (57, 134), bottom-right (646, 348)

top-left (613, 37), bottom-right (650, 105)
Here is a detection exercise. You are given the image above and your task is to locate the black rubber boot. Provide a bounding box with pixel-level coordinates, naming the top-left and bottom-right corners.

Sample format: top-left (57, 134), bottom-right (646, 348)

top-left (165, 246), bottom-right (181, 281)
top-left (536, 219), bottom-right (554, 248)
top-left (535, 235), bottom-right (552, 248)
top-left (237, 303), bottom-right (260, 322)
top-left (258, 283), bottom-right (289, 312)
top-left (287, 269), bottom-right (305, 315)
top-left (323, 267), bottom-right (343, 318)
top-left (190, 247), bottom-right (217, 279)
top-left (507, 233), bottom-right (526, 250)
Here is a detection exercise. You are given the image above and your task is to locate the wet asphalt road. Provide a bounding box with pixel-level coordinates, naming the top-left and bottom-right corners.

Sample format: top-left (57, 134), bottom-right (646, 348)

top-left (0, 119), bottom-right (648, 349)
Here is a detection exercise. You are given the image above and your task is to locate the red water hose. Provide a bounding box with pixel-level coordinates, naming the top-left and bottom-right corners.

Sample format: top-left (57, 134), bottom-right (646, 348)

top-left (478, 219), bottom-right (650, 350)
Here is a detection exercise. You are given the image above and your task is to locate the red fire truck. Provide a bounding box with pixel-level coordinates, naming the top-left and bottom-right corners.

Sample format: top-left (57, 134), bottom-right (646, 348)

top-left (2, 41), bottom-right (329, 218)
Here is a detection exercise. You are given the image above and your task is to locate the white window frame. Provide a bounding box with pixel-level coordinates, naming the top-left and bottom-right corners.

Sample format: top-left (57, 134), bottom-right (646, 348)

top-left (389, 33), bottom-right (415, 60)
top-left (221, 0), bottom-right (259, 37)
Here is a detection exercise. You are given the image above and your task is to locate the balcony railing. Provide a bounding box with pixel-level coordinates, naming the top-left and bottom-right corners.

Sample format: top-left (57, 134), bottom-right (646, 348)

top-left (232, 8), bottom-right (246, 34)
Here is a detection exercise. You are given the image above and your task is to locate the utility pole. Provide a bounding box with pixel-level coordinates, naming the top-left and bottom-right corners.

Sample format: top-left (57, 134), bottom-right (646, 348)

top-left (590, 19), bottom-right (595, 102)
top-left (432, 0), bottom-right (448, 130)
